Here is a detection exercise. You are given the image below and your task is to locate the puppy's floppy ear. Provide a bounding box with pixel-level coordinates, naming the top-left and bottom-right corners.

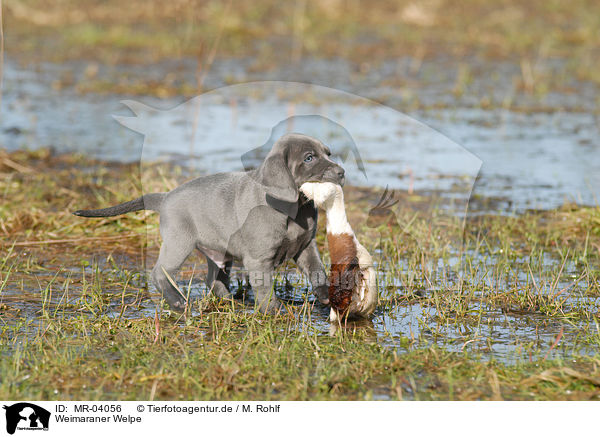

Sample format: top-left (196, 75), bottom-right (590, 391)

top-left (255, 137), bottom-right (299, 217)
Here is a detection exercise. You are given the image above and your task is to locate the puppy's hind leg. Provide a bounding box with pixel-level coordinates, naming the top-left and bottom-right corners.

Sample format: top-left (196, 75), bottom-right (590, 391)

top-left (206, 258), bottom-right (232, 299)
top-left (151, 238), bottom-right (195, 312)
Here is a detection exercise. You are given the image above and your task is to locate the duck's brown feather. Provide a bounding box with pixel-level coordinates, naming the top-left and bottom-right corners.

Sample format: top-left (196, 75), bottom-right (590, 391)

top-left (327, 233), bottom-right (362, 316)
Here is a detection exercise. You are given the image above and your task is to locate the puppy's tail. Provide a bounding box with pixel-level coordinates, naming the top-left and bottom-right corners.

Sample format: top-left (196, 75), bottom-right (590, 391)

top-left (73, 193), bottom-right (165, 217)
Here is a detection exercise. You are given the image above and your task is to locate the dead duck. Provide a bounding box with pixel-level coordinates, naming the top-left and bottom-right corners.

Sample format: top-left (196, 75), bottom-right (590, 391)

top-left (300, 182), bottom-right (378, 322)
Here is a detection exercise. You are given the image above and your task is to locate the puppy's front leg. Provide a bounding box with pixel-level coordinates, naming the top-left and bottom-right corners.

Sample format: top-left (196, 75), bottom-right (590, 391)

top-left (245, 259), bottom-right (283, 314)
top-left (294, 240), bottom-right (330, 305)
top-left (206, 258), bottom-right (232, 298)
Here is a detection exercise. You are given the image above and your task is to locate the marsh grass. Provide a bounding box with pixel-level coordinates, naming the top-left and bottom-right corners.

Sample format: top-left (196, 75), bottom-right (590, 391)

top-left (6, 1), bottom-right (600, 67)
top-left (1, 149), bottom-right (599, 400)
top-left (4, 0), bottom-right (600, 105)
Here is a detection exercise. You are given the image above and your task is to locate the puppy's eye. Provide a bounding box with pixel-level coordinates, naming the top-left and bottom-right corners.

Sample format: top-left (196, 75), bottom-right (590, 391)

top-left (304, 154), bottom-right (314, 163)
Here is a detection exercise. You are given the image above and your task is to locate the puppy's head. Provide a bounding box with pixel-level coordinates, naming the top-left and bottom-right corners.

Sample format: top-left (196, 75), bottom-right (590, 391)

top-left (256, 134), bottom-right (346, 214)
top-left (281, 134), bottom-right (345, 187)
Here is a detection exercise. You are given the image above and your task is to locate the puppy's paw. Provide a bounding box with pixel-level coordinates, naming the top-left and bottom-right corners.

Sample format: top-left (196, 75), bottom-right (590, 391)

top-left (210, 282), bottom-right (232, 299)
top-left (256, 297), bottom-right (285, 315)
top-left (313, 284), bottom-right (330, 305)
top-left (163, 297), bottom-right (187, 313)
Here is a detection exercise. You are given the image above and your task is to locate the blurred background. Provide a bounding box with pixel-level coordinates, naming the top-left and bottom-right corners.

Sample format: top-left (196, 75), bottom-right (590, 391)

top-left (1, 0), bottom-right (599, 210)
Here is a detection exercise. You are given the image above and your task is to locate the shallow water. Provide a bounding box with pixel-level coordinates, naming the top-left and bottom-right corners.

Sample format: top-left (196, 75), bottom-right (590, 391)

top-left (2, 58), bottom-right (598, 213)
top-left (3, 250), bottom-right (597, 366)
top-left (1, 57), bottom-right (599, 365)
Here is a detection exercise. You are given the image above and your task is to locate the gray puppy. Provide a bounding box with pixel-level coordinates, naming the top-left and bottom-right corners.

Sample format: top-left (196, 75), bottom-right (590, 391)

top-left (74, 134), bottom-right (345, 313)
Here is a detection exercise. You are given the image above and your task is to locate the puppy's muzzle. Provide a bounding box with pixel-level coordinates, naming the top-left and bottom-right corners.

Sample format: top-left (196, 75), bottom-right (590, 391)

top-left (324, 166), bottom-right (345, 186)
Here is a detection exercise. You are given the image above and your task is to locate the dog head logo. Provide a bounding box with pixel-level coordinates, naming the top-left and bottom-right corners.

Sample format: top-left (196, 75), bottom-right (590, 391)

top-left (109, 81), bottom-right (481, 310)
top-left (3, 403), bottom-right (50, 434)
